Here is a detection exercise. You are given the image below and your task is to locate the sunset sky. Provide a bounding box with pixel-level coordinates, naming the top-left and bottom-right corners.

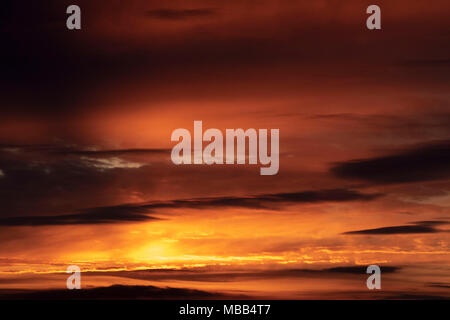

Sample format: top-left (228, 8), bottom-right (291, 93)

top-left (0, 0), bottom-right (449, 299)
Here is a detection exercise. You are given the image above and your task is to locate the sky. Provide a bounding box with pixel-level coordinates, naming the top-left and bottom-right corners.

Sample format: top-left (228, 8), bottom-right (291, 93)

top-left (0, 0), bottom-right (449, 299)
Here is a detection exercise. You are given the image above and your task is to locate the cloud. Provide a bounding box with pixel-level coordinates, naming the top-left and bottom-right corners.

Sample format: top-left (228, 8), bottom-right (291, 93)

top-left (331, 140), bottom-right (450, 184)
top-left (427, 282), bottom-right (450, 289)
top-left (2, 0), bottom-right (447, 121)
top-left (0, 145), bottom-right (170, 157)
top-left (50, 148), bottom-right (170, 157)
top-left (0, 143), bottom-right (173, 217)
top-left (343, 220), bottom-right (449, 235)
top-left (0, 284), bottom-right (239, 300)
top-left (0, 205), bottom-right (161, 226)
top-left (148, 188), bottom-right (381, 211)
top-left (79, 157), bottom-right (145, 170)
top-left (78, 265), bottom-right (401, 283)
top-left (1, 284), bottom-right (448, 300)
top-left (145, 8), bottom-right (216, 20)
top-left (323, 266), bottom-right (400, 274)
top-left (0, 188), bottom-right (380, 226)
top-left (382, 293), bottom-right (450, 300)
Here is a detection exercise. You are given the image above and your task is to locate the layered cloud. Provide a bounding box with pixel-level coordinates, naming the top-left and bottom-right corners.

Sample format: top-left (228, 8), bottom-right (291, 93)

top-left (0, 284), bottom-right (236, 300)
top-left (343, 220), bottom-right (449, 235)
top-left (0, 188), bottom-right (380, 226)
top-left (0, 0), bottom-right (449, 299)
top-left (332, 140), bottom-right (450, 184)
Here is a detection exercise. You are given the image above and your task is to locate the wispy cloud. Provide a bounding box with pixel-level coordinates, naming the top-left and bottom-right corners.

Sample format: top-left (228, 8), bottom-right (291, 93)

top-left (0, 144), bottom-right (170, 157)
top-left (0, 205), bottom-right (161, 226)
top-left (0, 188), bottom-right (381, 226)
top-left (343, 220), bottom-right (449, 235)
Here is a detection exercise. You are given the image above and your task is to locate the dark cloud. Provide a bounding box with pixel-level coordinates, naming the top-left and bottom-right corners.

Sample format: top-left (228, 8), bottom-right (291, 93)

top-left (427, 283), bottom-right (450, 289)
top-left (314, 290), bottom-right (450, 300)
top-left (0, 284), bottom-right (237, 300)
top-left (149, 188), bottom-right (381, 211)
top-left (323, 266), bottom-right (400, 274)
top-left (0, 144), bottom-right (170, 157)
top-left (307, 113), bottom-right (450, 158)
top-left (0, 188), bottom-right (380, 226)
top-left (382, 293), bottom-right (450, 300)
top-left (344, 225), bottom-right (435, 235)
top-left (145, 8), bottom-right (216, 20)
top-left (0, 142), bottom-right (382, 224)
top-left (0, 205), bottom-right (160, 226)
top-left (331, 140), bottom-right (450, 184)
top-left (413, 220), bottom-right (450, 226)
top-left (0, 0), bottom-right (172, 117)
top-left (2, 282), bottom-right (447, 301)
top-left (343, 220), bottom-right (449, 235)
top-left (2, 0), bottom-right (449, 120)
top-left (52, 148), bottom-right (170, 157)
top-left (78, 265), bottom-right (401, 283)
top-left (0, 145), bottom-right (161, 217)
